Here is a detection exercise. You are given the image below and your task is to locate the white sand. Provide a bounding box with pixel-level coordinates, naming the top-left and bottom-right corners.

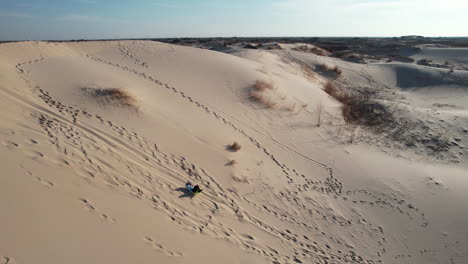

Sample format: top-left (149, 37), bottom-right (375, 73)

top-left (0, 40), bottom-right (467, 264)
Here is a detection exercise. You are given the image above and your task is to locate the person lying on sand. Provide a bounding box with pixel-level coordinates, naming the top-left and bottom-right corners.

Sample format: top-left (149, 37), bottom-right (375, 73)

top-left (186, 181), bottom-right (202, 194)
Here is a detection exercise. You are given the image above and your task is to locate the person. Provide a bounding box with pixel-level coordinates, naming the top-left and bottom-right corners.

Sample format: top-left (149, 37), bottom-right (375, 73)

top-left (186, 181), bottom-right (202, 194)
top-left (192, 185), bottom-right (202, 193)
top-left (186, 181), bottom-right (194, 192)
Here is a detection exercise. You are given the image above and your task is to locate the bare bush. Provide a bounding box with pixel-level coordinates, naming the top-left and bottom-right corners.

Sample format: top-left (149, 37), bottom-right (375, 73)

top-left (332, 66), bottom-right (342, 75)
top-left (228, 142), bottom-right (242, 152)
top-left (417, 59), bottom-right (432, 66)
top-left (319, 64), bottom-right (342, 76)
top-left (323, 82), bottom-right (392, 126)
top-left (249, 80), bottom-right (277, 108)
top-left (316, 102), bottom-right (323, 127)
top-left (81, 87), bottom-right (139, 110)
top-left (249, 91), bottom-right (277, 108)
top-left (324, 81), bottom-right (339, 97)
top-left (301, 64), bottom-right (317, 80)
top-left (254, 80), bottom-right (274, 91)
top-left (292, 46), bottom-right (329, 56)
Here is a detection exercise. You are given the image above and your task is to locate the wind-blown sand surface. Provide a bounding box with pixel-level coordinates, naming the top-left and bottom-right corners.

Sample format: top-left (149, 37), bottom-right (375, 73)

top-left (0, 40), bottom-right (467, 264)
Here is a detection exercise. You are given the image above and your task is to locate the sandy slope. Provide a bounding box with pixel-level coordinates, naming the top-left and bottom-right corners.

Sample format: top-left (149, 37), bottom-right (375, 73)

top-left (0, 40), bottom-right (467, 264)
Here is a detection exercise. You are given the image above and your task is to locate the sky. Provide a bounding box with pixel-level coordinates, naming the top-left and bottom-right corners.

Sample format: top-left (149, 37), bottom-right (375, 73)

top-left (0, 0), bottom-right (467, 40)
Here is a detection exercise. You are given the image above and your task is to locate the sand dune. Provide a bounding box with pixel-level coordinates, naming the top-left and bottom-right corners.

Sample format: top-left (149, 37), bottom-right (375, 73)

top-left (0, 40), bottom-right (467, 264)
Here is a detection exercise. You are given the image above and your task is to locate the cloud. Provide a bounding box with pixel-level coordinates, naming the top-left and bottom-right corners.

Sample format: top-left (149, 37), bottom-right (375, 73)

top-left (0, 12), bottom-right (31, 18)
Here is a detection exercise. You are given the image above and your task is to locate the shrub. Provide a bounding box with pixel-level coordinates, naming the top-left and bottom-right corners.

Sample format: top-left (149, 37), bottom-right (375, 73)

top-left (249, 91), bottom-right (277, 108)
top-left (324, 81), bottom-right (339, 97)
top-left (254, 80), bottom-right (274, 91)
top-left (319, 64), bottom-right (342, 76)
top-left (323, 82), bottom-right (392, 126)
top-left (249, 80), bottom-right (277, 108)
top-left (229, 142), bottom-right (242, 152)
top-left (332, 66), bottom-right (342, 75)
top-left (81, 87), bottom-right (139, 110)
top-left (316, 102), bottom-right (323, 127)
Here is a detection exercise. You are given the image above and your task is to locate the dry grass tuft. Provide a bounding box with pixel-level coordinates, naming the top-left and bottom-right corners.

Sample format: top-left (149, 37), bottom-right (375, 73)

top-left (254, 80), bottom-right (274, 91)
top-left (249, 80), bottom-right (278, 108)
top-left (228, 142), bottom-right (242, 152)
top-left (301, 65), bottom-right (317, 80)
top-left (324, 81), bottom-right (339, 97)
top-left (332, 66), bottom-right (342, 75)
top-left (319, 64), bottom-right (342, 76)
top-left (249, 91), bottom-right (277, 108)
top-left (316, 102), bottom-right (323, 127)
top-left (82, 87), bottom-right (139, 110)
top-left (323, 81), bottom-right (392, 126)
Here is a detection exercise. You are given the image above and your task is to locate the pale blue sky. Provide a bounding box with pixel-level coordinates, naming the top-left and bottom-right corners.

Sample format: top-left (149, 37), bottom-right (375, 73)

top-left (0, 0), bottom-right (466, 40)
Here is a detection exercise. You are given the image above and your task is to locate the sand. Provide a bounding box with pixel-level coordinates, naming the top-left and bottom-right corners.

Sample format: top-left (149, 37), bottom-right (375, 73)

top-left (0, 40), bottom-right (467, 264)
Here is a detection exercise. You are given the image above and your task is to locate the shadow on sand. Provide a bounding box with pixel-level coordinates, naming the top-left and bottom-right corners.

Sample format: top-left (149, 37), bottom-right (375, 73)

top-left (175, 187), bottom-right (194, 199)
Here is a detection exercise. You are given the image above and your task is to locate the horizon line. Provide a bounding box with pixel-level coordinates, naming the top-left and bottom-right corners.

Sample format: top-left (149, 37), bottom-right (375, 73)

top-left (3, 35), bottom-right (468, 43)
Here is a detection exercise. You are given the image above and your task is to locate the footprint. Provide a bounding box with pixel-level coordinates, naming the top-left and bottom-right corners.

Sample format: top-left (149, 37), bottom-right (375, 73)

top-left (24, 150), bottom-right (44, 159)
top-left (143, 236), bottom-right (183, 257)
top-left (0, 256), bottom-right (16, 264)
top-left (79, 198), bottom-right (96, 211)
top-left (53, 157), bottom-right (70, 166)
top-left (25, 139), bottom-right (39, 144)
top-left (241, 234), bottom-right (255, 240)
top-left (100, 213), bottom-right (117, 223)
top-left (2, 140), bottom-right (19, 149)
top-left (35, 177), bottom-right (54, 188)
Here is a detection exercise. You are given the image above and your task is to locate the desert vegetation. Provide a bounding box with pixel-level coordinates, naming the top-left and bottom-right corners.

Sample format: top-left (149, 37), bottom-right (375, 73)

top-left (226, 159), bottom-right (237, 166)
top-left (228, 142), bottom-right (242, 152)
top-left (323, 81), bottom-right (392, 126)
top-left (318, 63), bottom-right (342, 76)
top-left (248, 80), bottom-right (277, 109)
top-left (249, 80), bottom-right (307, 113)
top-left (292, 45), bottom-right (329, 56)
top-left (81, 87), bottom-right (139, 111)
top-left (316, 102), bottom-right (323, 127)
top-left (417, 59), bottom-right (433, 66)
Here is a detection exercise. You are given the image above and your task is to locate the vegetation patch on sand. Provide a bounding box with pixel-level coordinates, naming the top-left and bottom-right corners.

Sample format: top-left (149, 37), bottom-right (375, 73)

top-left (81, 87), bottom-right (140, 111)
top-left (249, 80), bottom-right (277, 109)
top-left (323, 81), bottom-right (392, 126)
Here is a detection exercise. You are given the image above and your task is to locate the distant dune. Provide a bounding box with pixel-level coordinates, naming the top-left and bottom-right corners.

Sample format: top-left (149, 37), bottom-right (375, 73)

top-left (0, 39), bottom-right (467, 264)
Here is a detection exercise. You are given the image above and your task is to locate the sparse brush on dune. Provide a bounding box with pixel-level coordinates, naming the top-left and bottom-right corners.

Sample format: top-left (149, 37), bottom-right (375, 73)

top-left (81, 87), bottom-right (139, 110)
top-left (301, 64), bottom-right (317, 80)
top-left (324, 81), bottom-right (339, 98)
top-left (253, 80), bottom-right (274, 91)
top-left (249, 91), bottom-right (277, 108)
top-left (228, 142), bottom-right (242, 152)
top-left (323, 81), bottom-right (392, 126)
top-left (332, 66), bottom-right (342, 75)
top-left (249, 80), bottom-right (277, 108)
top-left (319, 64), bottom-right (342, 76)
top-left (249, 80), bottom-right (305, 112)
top-left (316, 102), bottom-right (323, 127)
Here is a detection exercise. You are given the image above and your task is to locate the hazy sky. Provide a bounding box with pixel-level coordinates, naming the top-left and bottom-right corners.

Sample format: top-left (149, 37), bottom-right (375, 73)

top-left (0, 0), bottom-right (466, 40)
